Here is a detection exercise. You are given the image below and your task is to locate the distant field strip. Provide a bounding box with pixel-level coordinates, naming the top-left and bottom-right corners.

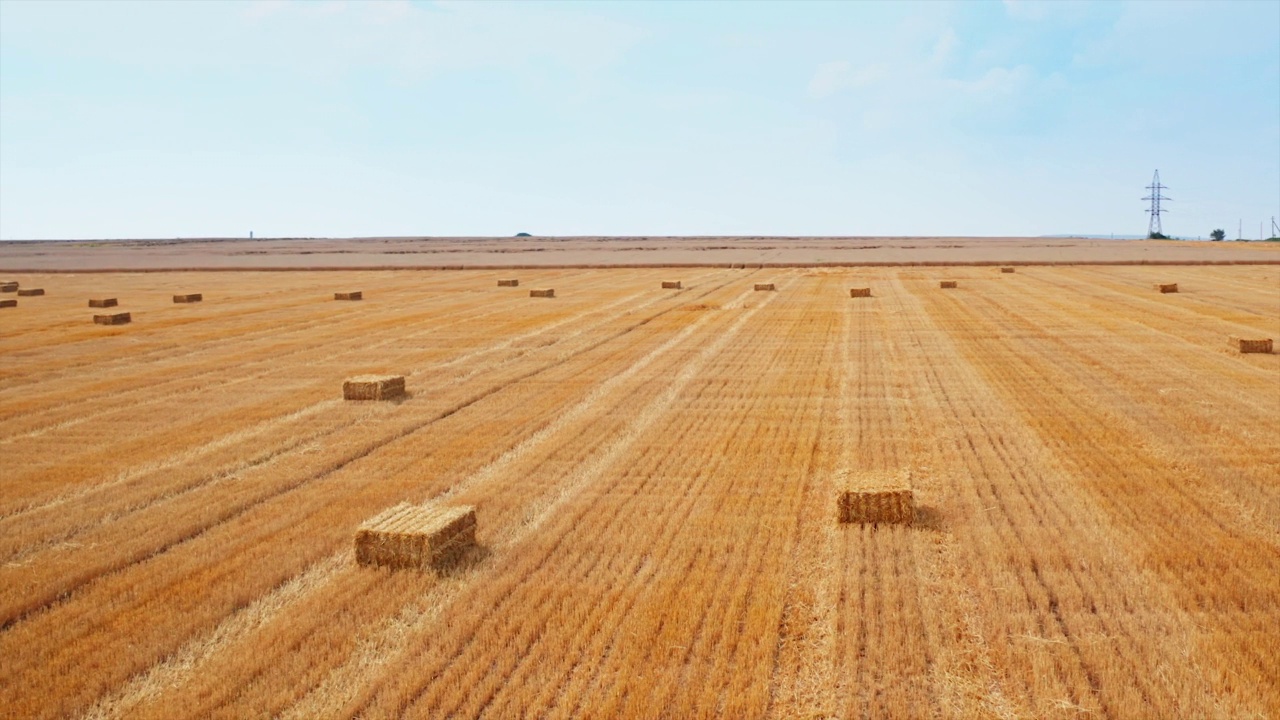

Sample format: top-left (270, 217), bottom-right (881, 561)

top-left (0, 268), bottom-right (1275, 719)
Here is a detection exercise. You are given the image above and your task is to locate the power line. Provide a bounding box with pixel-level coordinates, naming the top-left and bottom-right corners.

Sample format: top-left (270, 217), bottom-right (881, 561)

top-left (1141, 170), bottom-right (1170, 237)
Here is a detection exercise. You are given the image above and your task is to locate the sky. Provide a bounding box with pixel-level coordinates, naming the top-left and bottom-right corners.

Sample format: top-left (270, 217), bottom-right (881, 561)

top-left (1, 0), bottom-right (1277, 240)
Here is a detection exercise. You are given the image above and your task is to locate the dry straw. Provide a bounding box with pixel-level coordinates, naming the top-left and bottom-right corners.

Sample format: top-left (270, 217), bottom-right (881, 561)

top-left (88, 298), bottom-right (118, 308)
top-left (173, 293), bottom-right (203, 303)
top-left (1228, 336), bottom-right (1273, 354)
top-left (530, 289), bottom-right (555, 298)
top-left (939, 281), bottom-right (958, 289)
top-left (17, 288), bottom-right (45, 296)
top-left (0, 282), bottom-right (17, 293)
top-left (849, 287), bottom-right (872, 298)
top-left (662, 281), bottom-right (682, 289)
top-left (355, 503), bottom-right (477, 570)
top-left (837, 489), bottom-right (916, 525)
top-left (93, 312), bottom-right (131, 326)
top-left (1155, 283), bottom-right (1178, 293)
top-left (754, 283), bottom-right (775, 291)
top-left (1000, 267), bottom-right (1015, 273)
top-left (0, 299), bottom-right (15, 309)
top-left (497, 279), bottom-right (519, 287)
top-left (334, 291), bottom-right (363, 301)
top-left (343, 375), bottom-right (406, 401)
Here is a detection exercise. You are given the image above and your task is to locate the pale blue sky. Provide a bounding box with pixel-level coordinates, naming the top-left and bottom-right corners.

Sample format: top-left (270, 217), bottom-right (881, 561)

top-left (1, 0), bottom-right (1277, 240)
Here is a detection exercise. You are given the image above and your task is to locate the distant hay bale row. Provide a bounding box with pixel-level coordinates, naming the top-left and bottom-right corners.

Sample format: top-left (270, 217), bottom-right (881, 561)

top-left (0, 282), bottom-right (17, 293)
top-left (17, 288), bottom-right (44, 297)
top-left (88, 298), bottom-right (118, 308)
top-left (530, 288), bottom-right (555, 298)
top-left (1000, 267), bottom-right (1015, 273)
top-left (662, 281), bottom-right (682, 289)
top-left (939, 281), bottom-right (957, 289)
top-left (334, 291), bottom-right (362, 300)
top-left (1155, 283), bottom-right (1178, 293)
top-left (838, 489), bottom-right (915, 525)
top-left (1229, 336), bottom-right (1273, 354)
top-left (355, 503), bottom-right (477, 570)
top-left (93, 312), bottom-right (131, 325)
top-left (173, 293), bottom-right (203, 303)
top-left (343, 375), bottom-right (406, 401)
top-left (497, 279), bottom-right (519, 287)
top-left (849, 287), bottom-right (871, 298)
top-left (0, 299), bottom-right (15, 308)
top-left (754, 283), bottom-right (775, 291)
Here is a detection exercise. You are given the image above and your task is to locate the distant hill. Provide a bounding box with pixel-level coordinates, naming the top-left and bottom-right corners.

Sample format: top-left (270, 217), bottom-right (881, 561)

top-left (1040, 234), bottom-right (1147, 240)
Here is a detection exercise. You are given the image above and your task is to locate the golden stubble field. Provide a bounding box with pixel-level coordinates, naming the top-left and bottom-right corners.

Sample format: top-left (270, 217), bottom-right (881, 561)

top-left (0, 266), bottom-right (1277, 719)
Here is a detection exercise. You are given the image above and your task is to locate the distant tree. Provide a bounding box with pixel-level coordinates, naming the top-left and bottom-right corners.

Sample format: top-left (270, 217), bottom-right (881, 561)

top-left (1148, 231), bottom-right (1169, 239)
top-left (515, 232), bottom-right (532, 237)
top-left (1210, 228), bottom-right (1226, 241)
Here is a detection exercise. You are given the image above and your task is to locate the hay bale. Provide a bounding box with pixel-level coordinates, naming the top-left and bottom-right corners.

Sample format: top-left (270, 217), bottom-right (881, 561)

top-left (939, 281), bottom-right (957, 289)
top-left (173, 293), bottom-right (203, 303)
top-left (754, 283), bottom-right (775, 291)
top-left (88, 298), bottom-right (118, 308)
top-left (529, 289), bottom-right (555, 298)
top-left (1229, 336), bottom-right (1273, 354)
top-left (0, 282), bottom-right (17, 293)
top-left (837, 489), bottom-right (915, 525)
top-left (849, 287), bottom-right (872, 298)
top-left (1155, 283), bottom-right (1178, 293)
top-left (343, 375), bottom-right (406, 401)
top-left (662, 281), bottom-right (682, 289)
top-left (355, 503), bottom-right (477, 570)
top-left (334, 291), bottom-right (363, 300)
top-left (93, 312), bottom-right (131, 325)
top-left (17, 288), bottom-right (44, 296)
top-left (497, 279), bottom-right (519, 287)
top-left (0, 299), bottom-right (15, 308)
top-left (1000, 267), bottom-right (1015, 273)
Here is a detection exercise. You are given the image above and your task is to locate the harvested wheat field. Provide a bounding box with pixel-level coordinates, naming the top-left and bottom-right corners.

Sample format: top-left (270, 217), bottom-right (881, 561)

top-left (0, 265), bottom-right (1278, 719)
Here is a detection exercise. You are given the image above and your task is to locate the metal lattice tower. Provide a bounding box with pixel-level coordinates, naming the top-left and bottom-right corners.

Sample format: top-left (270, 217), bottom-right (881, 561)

top-left (1141, 169), bottom-right (1170, 236)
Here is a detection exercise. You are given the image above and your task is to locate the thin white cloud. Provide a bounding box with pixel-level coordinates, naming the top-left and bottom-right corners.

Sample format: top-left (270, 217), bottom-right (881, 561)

top-left (930, 27), bottom-right (958, 67)
top-left (807, 61), bottom-right (887, 99)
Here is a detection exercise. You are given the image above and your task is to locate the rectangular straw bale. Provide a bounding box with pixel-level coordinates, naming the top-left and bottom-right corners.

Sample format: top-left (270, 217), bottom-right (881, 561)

top-left (17, 288), bottom-right (44, 296)
top-left (343, 375), bottom-right (406, 401)
top-left (355, 503), bottom-right (477, 570)
top-left (939, 281), bottom-right (957, 289)
top-left (0, 299), bottom-right (15, 308)
top-left (1228, 336), bottom-right (1273, 354)
top-left (1000, 267), bottom-right (1015, 273)
top-left (88, 298), bottom-right (118, 308)
top-left (529, 288), bottom-right (555, 298)
top-left (0, 282), bottom-right (17, 292)
top-left (93, 312), bottom-right (131, 325)
top-left (497, 279), bottom-right (519, 287)
top-left (849, 287), bottom-right (872, 298)
top-left (662, 281), bottom-right (682, 289)
top-left (334, 291), bottom-right (363, 300)
top-left (754, 283), bottom-right (775, 291)
top-left (1155, 283), bottom-right (1178, 293)
top-left (173, 293), bottom-right (203, 303)
top-left (837, 488), bottom-right (915, 525)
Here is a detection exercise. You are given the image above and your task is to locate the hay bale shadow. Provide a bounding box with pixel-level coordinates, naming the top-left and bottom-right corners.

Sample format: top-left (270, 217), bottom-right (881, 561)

top-left (436, 543), bottom-right (491, 577)
top-left (912, 504), bottom-right (944, 531)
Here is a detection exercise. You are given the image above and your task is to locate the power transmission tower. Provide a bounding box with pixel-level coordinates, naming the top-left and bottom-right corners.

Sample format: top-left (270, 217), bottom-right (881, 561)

top-left (1142, 170), bottom-right (1170, 237)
